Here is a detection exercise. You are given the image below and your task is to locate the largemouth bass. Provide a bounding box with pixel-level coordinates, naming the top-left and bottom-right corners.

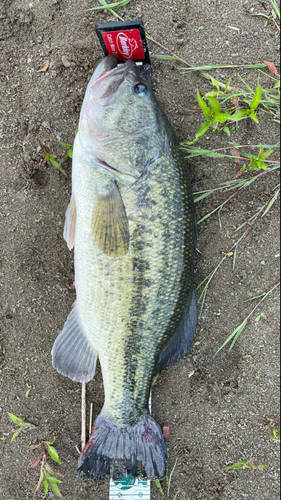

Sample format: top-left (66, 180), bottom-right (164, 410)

top-left (52, 55), bottom-right (197, 481)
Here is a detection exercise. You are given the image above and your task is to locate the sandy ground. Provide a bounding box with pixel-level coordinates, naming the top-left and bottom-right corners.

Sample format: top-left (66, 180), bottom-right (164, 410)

top-left (0, 0), bottom-right (280, 499)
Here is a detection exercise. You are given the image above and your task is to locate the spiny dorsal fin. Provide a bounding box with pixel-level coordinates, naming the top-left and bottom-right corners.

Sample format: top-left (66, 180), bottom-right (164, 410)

top-left (92, 182), bottom-right (129, 256)
top-left (63, 193), bottom-right (76, 250)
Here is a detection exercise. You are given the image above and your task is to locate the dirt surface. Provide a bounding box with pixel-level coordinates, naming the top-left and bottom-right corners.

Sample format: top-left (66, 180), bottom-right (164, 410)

top-left (0, 0), bottom-right (280, 499)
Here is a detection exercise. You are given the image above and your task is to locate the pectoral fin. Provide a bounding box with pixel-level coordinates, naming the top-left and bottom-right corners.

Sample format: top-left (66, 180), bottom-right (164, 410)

top-left (63, 194), bottom-right (76, 250)
top-left (92, 182), bottom-right (129, 256)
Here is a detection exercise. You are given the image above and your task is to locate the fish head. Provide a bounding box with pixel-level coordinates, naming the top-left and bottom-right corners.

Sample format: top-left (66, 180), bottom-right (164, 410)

top-left (78, 55), bottom-right (169, 183)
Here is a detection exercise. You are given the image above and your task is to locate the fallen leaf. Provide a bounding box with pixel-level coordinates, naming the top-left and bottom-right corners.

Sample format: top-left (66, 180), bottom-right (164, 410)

top-left (163, 426), bottom-right (170, 439)
top-left (62, 55), bottom-right (74, 68)
top-left (264, 61), bottom-right (279, 78)
top-left (35, 61), bottom-right (49, 73)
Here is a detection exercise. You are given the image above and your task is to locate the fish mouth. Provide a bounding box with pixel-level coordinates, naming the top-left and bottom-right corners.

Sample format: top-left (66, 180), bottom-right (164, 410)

top-left (92, 55), bottom-right (133, 86)
top-left (90, 56), bottom-right (134, 104)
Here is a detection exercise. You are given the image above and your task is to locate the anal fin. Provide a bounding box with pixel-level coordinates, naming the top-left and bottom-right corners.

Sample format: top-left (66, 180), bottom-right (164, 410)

top-left (154, 291), bottom-right (197, 375)
top-left (63, 193), bottom-right (76, 250)
top-left (92, 182), bottom-right (129, 256)
top-left (52, 302), bottom-right (97, 383)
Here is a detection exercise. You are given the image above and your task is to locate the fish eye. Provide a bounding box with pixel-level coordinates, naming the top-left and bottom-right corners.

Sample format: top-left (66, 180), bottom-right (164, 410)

top-left (134, 83), bottom-right (147, 96)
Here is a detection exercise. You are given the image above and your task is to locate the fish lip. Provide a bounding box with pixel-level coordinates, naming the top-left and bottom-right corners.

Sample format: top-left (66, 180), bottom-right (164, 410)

top-left (91, 59), bottom-right (133, 88)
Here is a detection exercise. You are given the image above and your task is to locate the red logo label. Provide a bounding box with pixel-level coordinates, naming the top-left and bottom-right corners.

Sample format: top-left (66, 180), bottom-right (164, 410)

top-left (101, 29), bottom-right (145, 61)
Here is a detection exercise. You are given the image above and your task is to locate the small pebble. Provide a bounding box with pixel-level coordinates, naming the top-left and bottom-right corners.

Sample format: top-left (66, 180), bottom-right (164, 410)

top-left (254, 31), bottom-right (259, 36)
top-left (27, 58), bottom-right (32, 63)
top-left (260, 260), bottom-right (265, 265)
top-left (225, 40), bottom-right (230, 45)
top-left (227, 51), bottom-right (231, 56)
top-left (275, 253), bottom-right (280, 258)
top-left (250, 7), bottom-right (254, 13)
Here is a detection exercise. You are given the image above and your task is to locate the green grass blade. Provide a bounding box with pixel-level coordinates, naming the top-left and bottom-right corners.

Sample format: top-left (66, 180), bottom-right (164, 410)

top-left (233, 246), bottom-right (237, 269)
top-left (229, 319), bottom-right (248, 350)
top-left (216, 320), bottom-right (247, 354)
top-left (196, 270), bottom-right (214, 291)
top-left (194, 190), bottom-right (216, 202)
top-left (197, 212), bottom-right (213, 224)
top-left (151, 55), bottom-right (179, 60)
top-left (269, 0), bottom-right (280, 19)
top-left (182, 64), bottom-right (267, 72)
top-left (238, 74), bottom-right (254, 92)
top-left (262, 189), bottom-right (279, 217)
top-left (244, 292), bottom-right (267, 302)
top-left (85, 0), bottom-right (132, 11)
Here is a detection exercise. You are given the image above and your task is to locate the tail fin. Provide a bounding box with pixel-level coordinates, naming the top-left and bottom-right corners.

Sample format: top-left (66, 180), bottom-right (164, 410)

top-left (77, 411), bottom-right (167, 481)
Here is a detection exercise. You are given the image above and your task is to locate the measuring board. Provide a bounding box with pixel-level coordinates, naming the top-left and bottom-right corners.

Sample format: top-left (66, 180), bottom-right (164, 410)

top-left (109, 393), bottom-right (152, 499)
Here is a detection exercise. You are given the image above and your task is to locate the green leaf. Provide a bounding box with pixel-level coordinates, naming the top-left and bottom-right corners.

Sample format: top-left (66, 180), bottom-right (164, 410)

top-left (85, 0), bottom-right (132, 11)
top-left (25, 388), bottom-right (31, 398)
top-left (46, 438), bottom-right (56, 445)
top-left (59, 141), bottom-right (72, 148)
top-left (49, 158), bottom-right (67, 177)
top-left (261, 148), bottom-right (274, 160)
top-left (270, 427), bottom-right (280, 441)
top-left (222, 125), bottom-right (231, 136)
top-left (8, 413), bottom-right (25, 426)
top-left (225, 460), bottom-right (248, 471)
top-left (197, 90), bottom-right (212, 118)
top-left (273, 80), bottom-right (280, 89)
top-left (154, 479), bottom-right (164, 495)
top-left (45, 474), bottom-right (63, 497)
top-left (207, 96), bottom-right (221, 112)
top-left (11, 429), bottom-right (21, 442)
top-left (229, 109), bottom-right (251, 121)
top-left (48, 445), bottom-right (62, 464)
top-left (45, 462), bottom-right (59, 476)
top-left (248, 110), bottom-right (259, 124)
top-left (258, 464), bottom-right (269, 470)
top-left (250, 84), bottom-right (262, 110)
top-left (44, 479), bottom-right (49, 495)
top-left (224, 77), bottom-right (232, 93)
top-left (211, 112), bottom-right (231, 123)
top-left (186, 121), bottom-right (211, 145)
top-left (255, 315), bottom-right (261, 322)
top-left (210, 77), bottom-right (221, 92)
